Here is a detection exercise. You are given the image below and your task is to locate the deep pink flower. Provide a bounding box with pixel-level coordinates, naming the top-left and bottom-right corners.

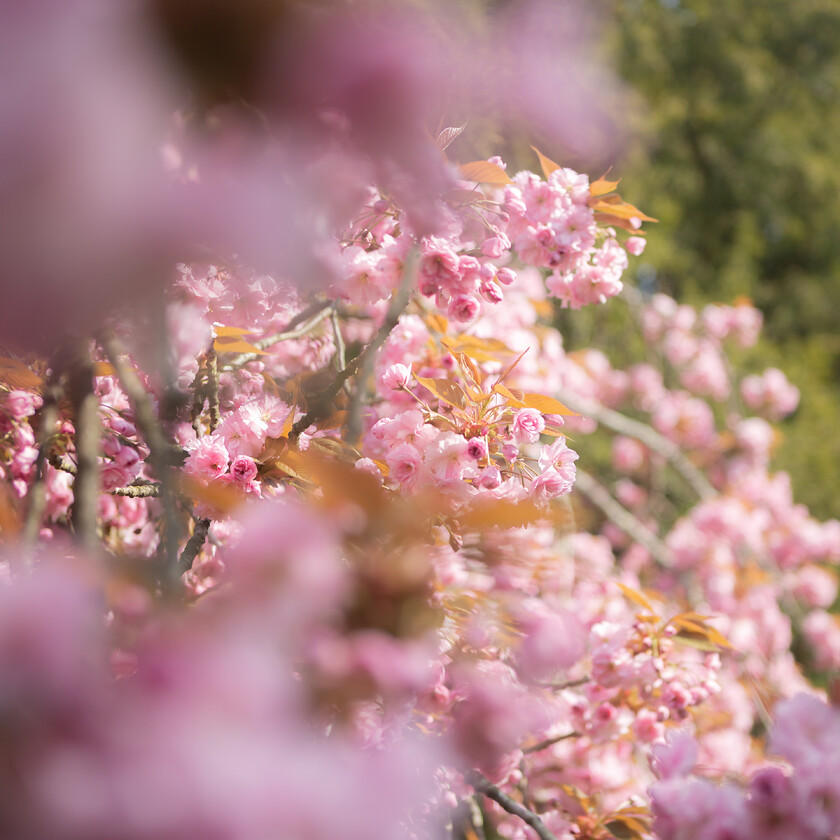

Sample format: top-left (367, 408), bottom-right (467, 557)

top-left (230, 456), bottom-right (259, 484)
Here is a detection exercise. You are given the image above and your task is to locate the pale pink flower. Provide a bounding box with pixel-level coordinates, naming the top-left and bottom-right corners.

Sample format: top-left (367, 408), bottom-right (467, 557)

top-left (511, 408), bottom-right (545, 444)
top-left (385, 443), bottom-right (423, 490)
top-left (4, 390), bottom-right (42, 420)
top-left (531, 466), bottom-right (574, 503)
top-left (215, 403), bottom-right (269, 457)
top-left (625, 236), bottom-right (646, 256)
top-left (380, 363), bottom-right (412, 391)
top-left (650, 728), bottom-right (698, 779)
top-left (425, 432), bottom-right (471, 483)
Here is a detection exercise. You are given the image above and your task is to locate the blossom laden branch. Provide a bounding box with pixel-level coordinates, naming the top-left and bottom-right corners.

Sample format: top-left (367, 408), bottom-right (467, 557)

top-left (100, 330), bottom-right (183, 578)
top-left (291, 249), bottom-right (417, 444)
top-left (223, 300), bottom-right (334, 370)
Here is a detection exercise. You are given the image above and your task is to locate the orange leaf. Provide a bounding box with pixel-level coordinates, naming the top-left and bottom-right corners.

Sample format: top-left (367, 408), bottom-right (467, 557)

top-left (425, 312), bottom-right (449, 334)
top-left (459, 498), bottom-right (550, 531)
top-left (416, 377), bottom-right (469, 410)
top-left (531, 145), bottom-right (561, 178)
top-left (213, 325), bottom-right (255, 338)
top-left (492, 382), bottom-right (527, 408)
top-left (0, 356), bottom-right (43, 392)
top-left (179, 475), bottom-right (245, 515)
top-left (590, 172), bottom-right (621, 197)
top-left (213, 336), bottom-right (266, 355)
top-left (459, 161), bottom-right (514, 186)
top-left (615, 582), bottom-right (658, 615)
top-left (605, 813), bottom-right (651, 840)
top-left (591, 197), bottom-right (658, 223)
top-left (0, 481), bottom-right (21, 539)
top-left (521, 392), bottom-right (578, 416)
top-left (93, 361), bottom-right (117, 377)
top-left (495, 347), bottom-right (530, 386)
top-left (435, 122), bottom-right (467, 152)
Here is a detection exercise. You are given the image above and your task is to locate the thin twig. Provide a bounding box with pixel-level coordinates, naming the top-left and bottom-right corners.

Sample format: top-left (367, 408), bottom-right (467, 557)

top-left (224, 302), bottom-right (333, 369)
top-left (467, 771), bottom-right (558, 840)
top-left (290, 255), bottom-right (415, 443)
top-left (523, 731), bottom-right (579, 754)
top-left (330, 307), bottom-right (346, 373)
top-left (49, 455), bottom-right (161, 498)
top-left (22, 376), bottom-right (61, 559)
top-left (560, 392), bottom-right (716, 501)
top-left (574, 469), bottom-right (672, 568)
top-left (535, 676), bottom-right (590, 691)
top-left (48, 454), bottom-right (76, 475)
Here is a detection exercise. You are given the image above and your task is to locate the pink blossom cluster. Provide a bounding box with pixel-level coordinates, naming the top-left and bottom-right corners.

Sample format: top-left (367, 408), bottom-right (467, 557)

top-left (504, 168), bottom-right (632, 308)
top-left (650, 694), bottom-right (840, 840)
top-left (0, 65), bottom-right (837, 840)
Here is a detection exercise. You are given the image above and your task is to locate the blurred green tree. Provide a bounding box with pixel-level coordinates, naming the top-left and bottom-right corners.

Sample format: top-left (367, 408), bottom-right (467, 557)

top-left (602, 0), bottom-right (840, 518)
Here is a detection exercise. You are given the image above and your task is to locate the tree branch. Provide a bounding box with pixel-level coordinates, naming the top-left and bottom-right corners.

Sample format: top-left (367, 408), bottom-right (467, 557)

top-left (206, 343), bottom-right (220, 432)
top-left (177, 517), bottom-right (211, 575)
top-left (66, 341), bottom-right (100, 551)
top-left (224, 301), bottom-right (333, 369)
top-left (574, 469), bottom-right (673, 568)
top-left (523, 731), bottom-right (579, 754)
top-left (467, 771), bottom-right (558, 840)
top-left (345, 249), bottom-right (417, 445)
top-left (22, 376), bottom-right (62, 560)
top-left (560, 392), bottom-right (716, 501)
top-left (100, 330), bottom-right (183, 578)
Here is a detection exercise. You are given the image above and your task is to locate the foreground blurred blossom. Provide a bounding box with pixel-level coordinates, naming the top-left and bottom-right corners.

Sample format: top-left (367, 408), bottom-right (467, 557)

top-left (0, 548), bottom-right (448, 840)
top-left (0, 0), bottom-right (176, 351)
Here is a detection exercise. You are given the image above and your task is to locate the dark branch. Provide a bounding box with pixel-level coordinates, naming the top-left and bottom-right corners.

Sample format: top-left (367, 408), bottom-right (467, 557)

top-left (22, 376), bottom-right (62, 560)
top-left (467, 771), bottom-right (558, 840)
top-left (291, 250), bottom-right (416, 443)
top-left (66, 341), bottom-right (100, 551)
top-left (523, 731), bottom-right (579, 754)
top-left (177, 517), bottom-right (211, 575)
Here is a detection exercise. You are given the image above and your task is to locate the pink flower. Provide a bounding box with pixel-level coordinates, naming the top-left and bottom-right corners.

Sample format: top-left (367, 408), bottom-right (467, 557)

top-left (466, 438), bottom-right (488, 461)
top-left (447, 294), bottom-right (480, 323)
top-left (385, 443), bottom-right (423, 490)
top-left (425, 432), bottom-right (471, 483)
top-left (625, 236), bottom-right (647, 256)
top-left (511, 408), bottom-right (544, 444)
top-left (183, 435), bottom-right (230, 481)
top-left (514, 600), bottom-right (586, 681)
top-left (650, 728), bottom-right (698, 779)
top-left (215, 403), bottom-right (269, 457)
top-left (4, 390), bottom-right (42, 420)
top-left (380, 363), bottom-right (412, 390)
top-left (230, 455), bottom-right (259, 484)
top-left (531, 466), bottom-right (575, 503)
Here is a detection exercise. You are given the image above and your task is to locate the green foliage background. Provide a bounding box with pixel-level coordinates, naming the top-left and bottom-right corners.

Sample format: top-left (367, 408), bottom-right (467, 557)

top-left (601, 0), bottom-right (840, 519)
top-left (441, 0), bottom-right (840, 517)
